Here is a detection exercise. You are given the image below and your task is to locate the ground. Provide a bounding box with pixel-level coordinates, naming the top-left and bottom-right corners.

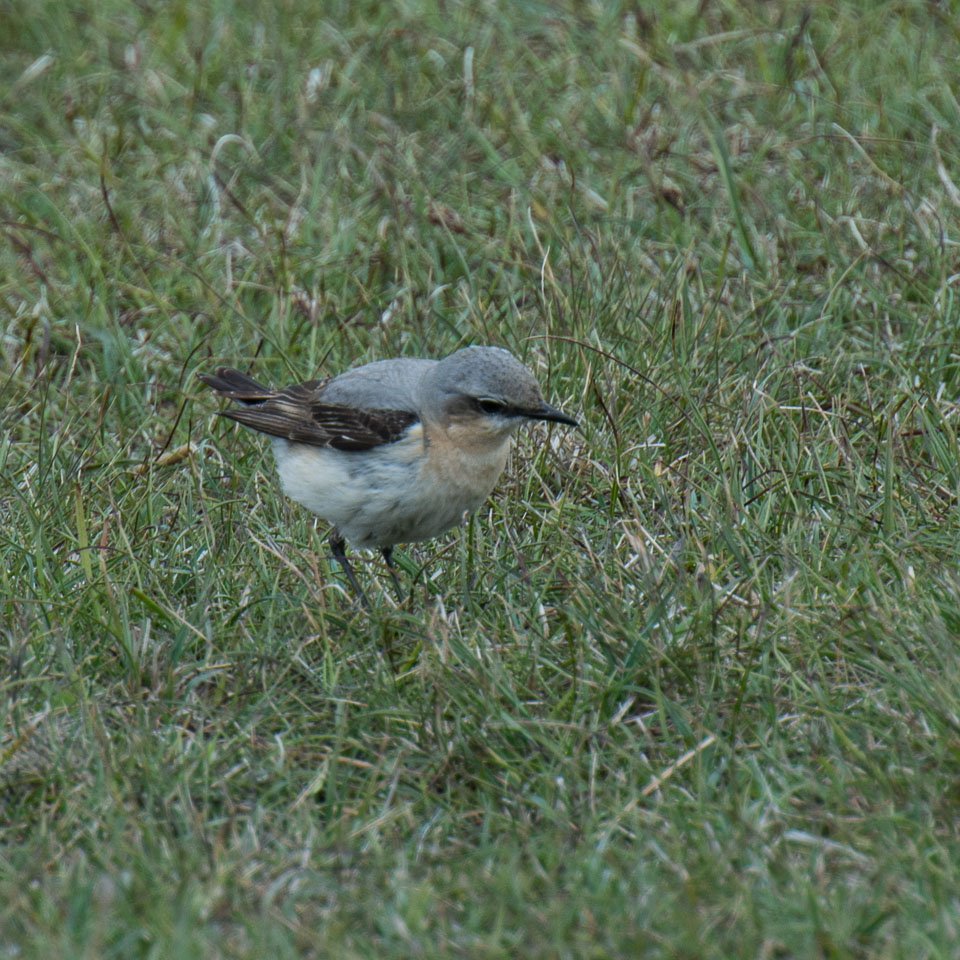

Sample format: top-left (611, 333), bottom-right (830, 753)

top-left (3, 1), bottom-right (960, 957)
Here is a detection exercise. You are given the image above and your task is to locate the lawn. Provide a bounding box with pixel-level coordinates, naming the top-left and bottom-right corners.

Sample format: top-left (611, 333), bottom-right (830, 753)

top-left (3, 1), bottom-right (960, 956)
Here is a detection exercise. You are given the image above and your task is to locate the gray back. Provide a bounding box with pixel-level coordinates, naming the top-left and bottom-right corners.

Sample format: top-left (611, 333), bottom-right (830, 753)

top-left (318, 358), bottom-right (437, 412)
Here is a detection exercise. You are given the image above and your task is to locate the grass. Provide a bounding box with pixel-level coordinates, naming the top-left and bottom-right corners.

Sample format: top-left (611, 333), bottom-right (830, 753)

top-left (3, 0), bottom-right (960, 955)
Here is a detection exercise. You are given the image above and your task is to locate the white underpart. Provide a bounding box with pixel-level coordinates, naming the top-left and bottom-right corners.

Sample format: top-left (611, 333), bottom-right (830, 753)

top-left (270, 422), bottom-right (513, 548)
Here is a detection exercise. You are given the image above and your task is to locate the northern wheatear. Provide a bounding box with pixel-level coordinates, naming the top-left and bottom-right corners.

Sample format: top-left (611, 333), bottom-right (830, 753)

top-left (198, 346), bottom-right (577, 600)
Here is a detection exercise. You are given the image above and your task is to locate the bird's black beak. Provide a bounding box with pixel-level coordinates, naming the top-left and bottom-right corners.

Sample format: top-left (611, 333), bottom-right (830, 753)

top-left (532, 402), bottom-right (579, 427)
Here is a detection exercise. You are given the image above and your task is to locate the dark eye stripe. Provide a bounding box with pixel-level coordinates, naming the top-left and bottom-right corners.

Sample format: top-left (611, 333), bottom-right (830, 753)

top-left (473, 398), bottom-right (529, 418)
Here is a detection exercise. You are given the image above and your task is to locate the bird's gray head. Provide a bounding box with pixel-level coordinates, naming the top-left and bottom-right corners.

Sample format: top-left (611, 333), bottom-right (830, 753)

top-left (419, 346), bottom-right (577, 441)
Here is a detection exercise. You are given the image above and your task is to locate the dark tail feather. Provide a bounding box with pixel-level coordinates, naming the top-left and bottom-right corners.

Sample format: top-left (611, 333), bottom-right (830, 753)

top-left (197, 367), bottom-right (272, 404)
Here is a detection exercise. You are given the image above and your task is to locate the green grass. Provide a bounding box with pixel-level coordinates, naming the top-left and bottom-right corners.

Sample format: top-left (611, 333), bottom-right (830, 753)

top-left (3, 0), bottom-right (960, 955)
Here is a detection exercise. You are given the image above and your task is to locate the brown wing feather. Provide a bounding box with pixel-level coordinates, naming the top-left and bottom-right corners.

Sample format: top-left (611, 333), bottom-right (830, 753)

top-left (308, 403), bottom-right (419, 450)
top-left (276, 379), bottom-right (329, 403)
top-left (199, 367), bottom-right (417, 451)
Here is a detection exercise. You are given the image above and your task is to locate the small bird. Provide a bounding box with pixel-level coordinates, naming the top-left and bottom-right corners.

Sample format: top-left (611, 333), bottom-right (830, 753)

top-left (198, 346), bottom-right (577, 602)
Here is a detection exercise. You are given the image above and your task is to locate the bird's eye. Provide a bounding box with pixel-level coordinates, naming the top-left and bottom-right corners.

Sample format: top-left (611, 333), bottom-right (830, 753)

top-left (476, 398), bottom-right (506, 415)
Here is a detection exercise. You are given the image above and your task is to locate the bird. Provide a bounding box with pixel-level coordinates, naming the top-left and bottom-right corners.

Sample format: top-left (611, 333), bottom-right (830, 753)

top-left (198, 345), bottom-right (578, 603)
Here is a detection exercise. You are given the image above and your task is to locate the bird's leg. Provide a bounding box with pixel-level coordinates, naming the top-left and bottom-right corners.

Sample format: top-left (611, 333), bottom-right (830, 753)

top-left (329, 533), bottom-right (369, 608)
top-left (381, 546), bottom-right (405, 602)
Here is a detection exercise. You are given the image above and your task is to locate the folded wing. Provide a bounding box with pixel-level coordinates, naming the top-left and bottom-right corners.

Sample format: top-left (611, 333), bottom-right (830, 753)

top-left (198, 367), bottom-right (418, 451)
